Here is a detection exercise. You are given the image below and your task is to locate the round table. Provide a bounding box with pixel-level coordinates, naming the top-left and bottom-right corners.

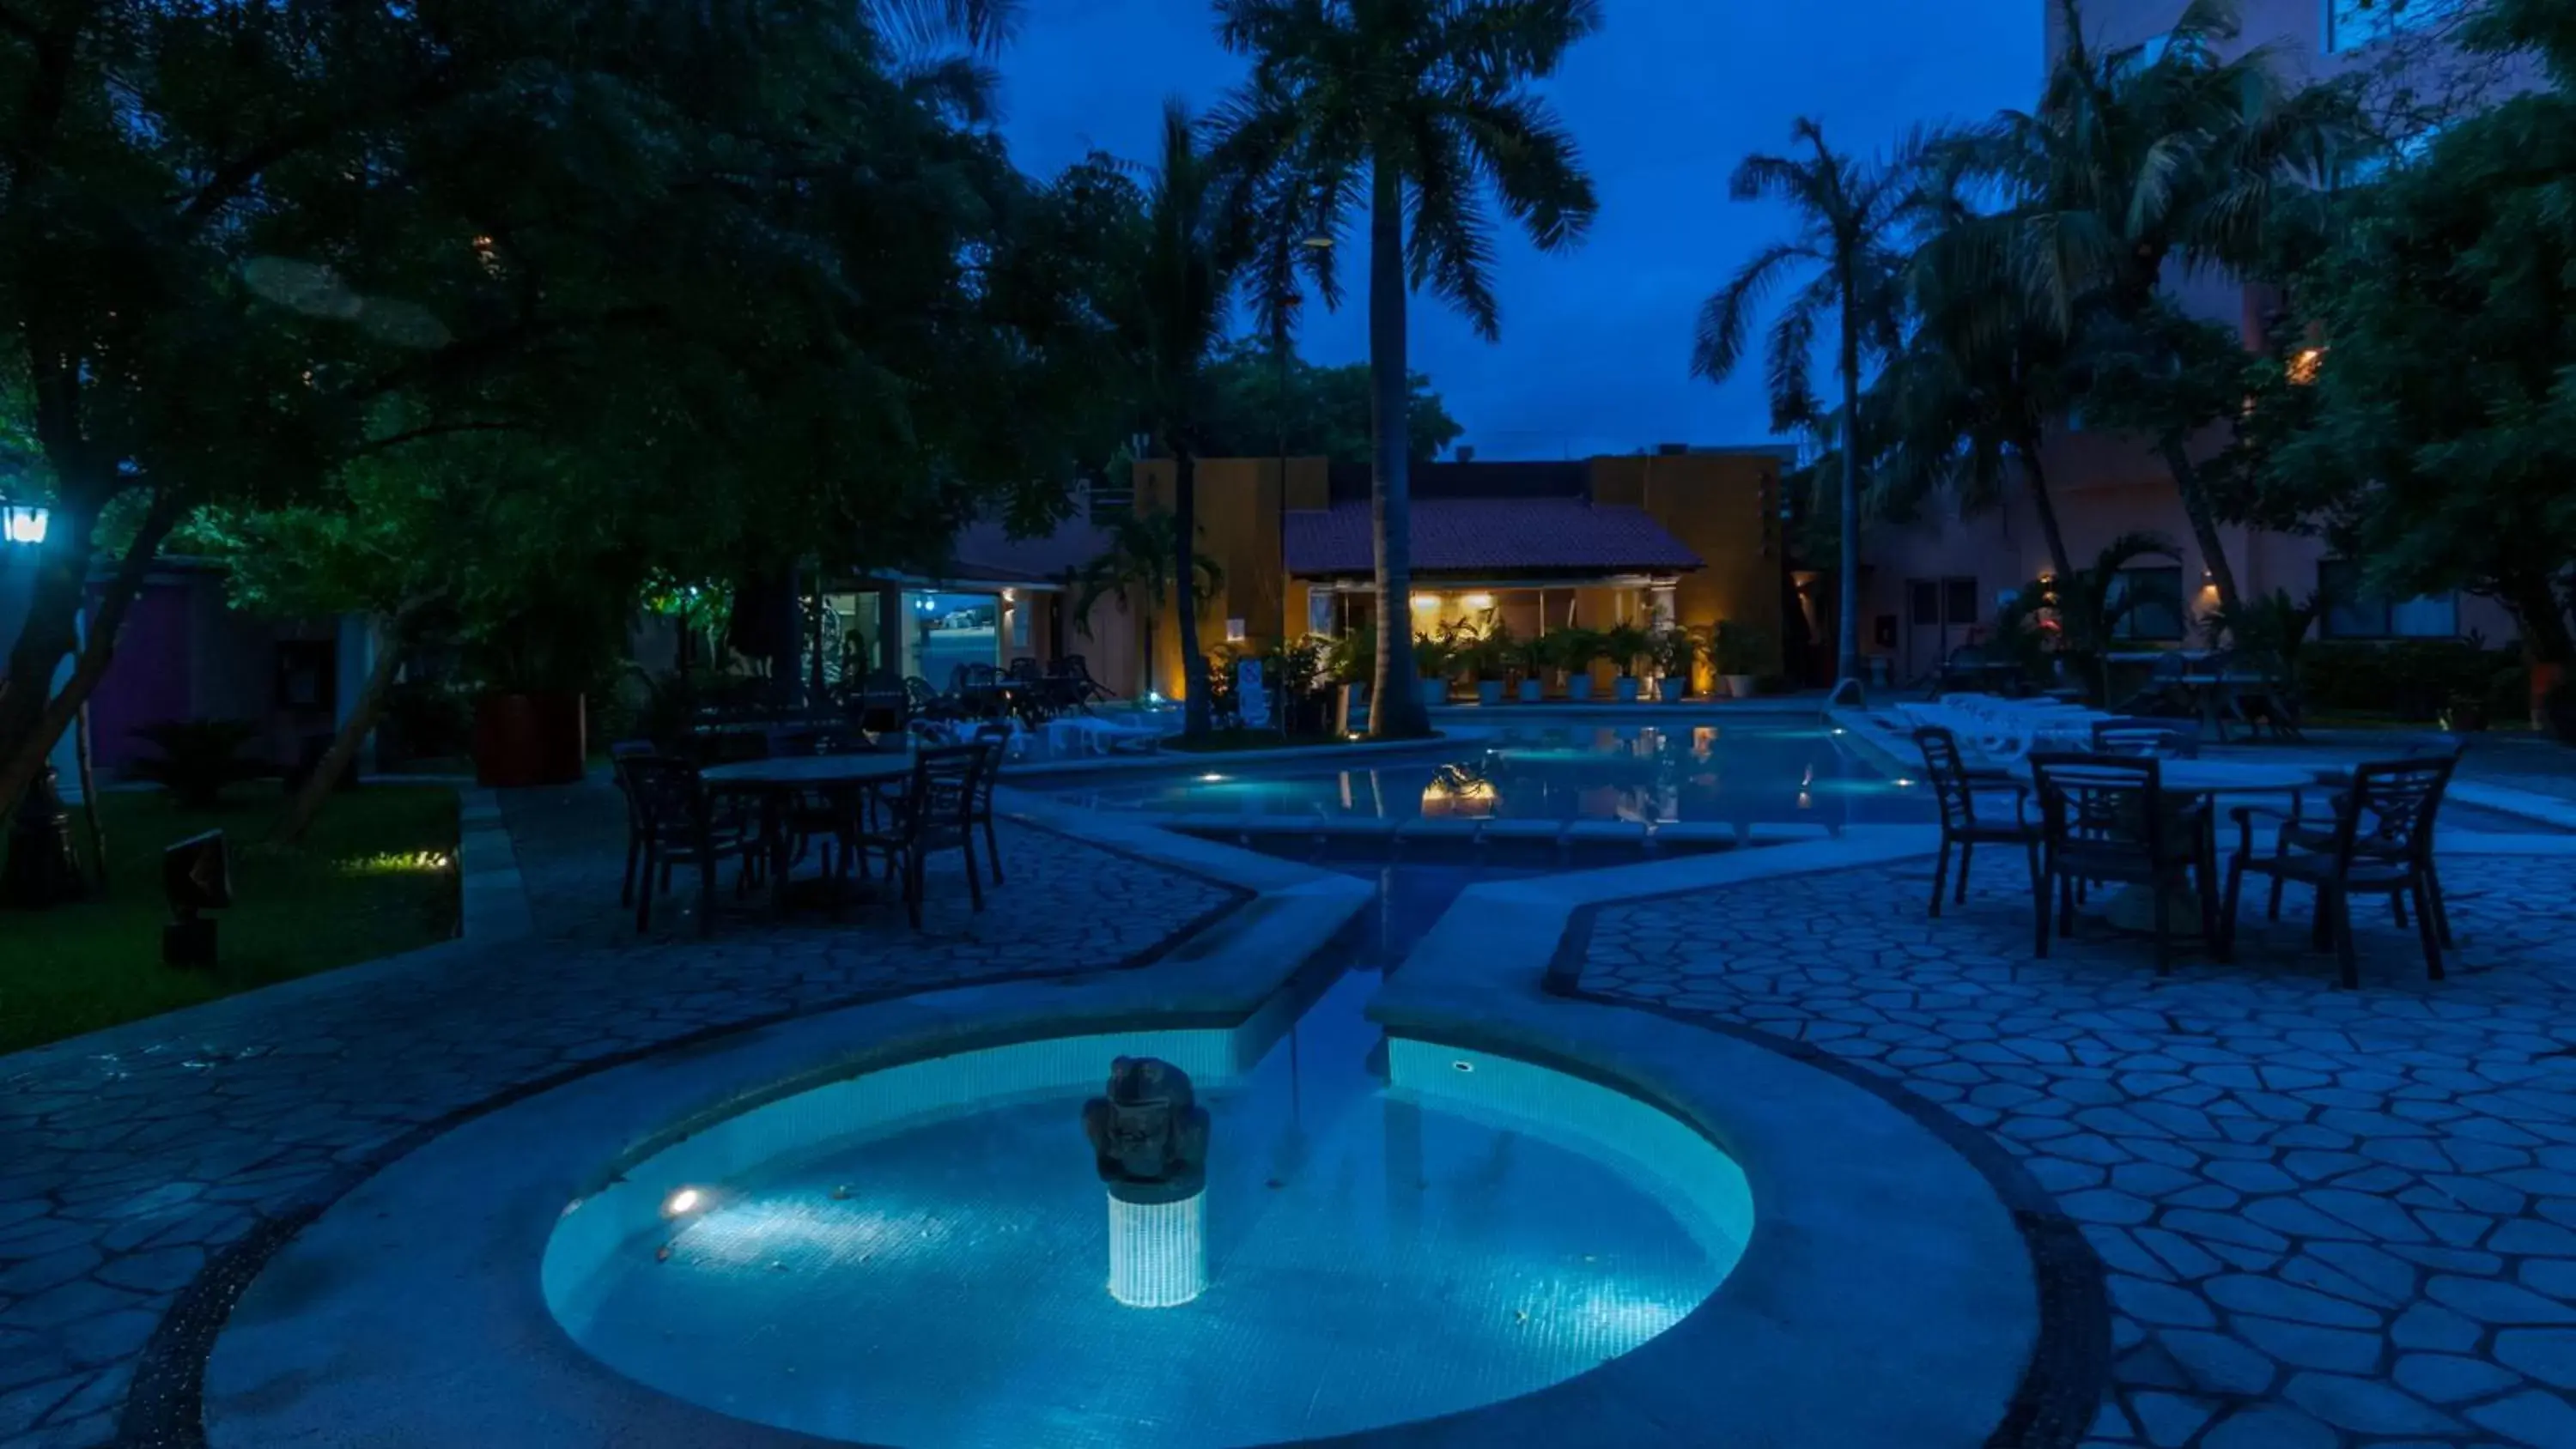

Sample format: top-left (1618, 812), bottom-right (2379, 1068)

top-left (2020, 760), bottom-right (2330, 937)
top-left (702, 752), bottom-right (916, 909)
top-left (701, 752), bottom-right (915, 791)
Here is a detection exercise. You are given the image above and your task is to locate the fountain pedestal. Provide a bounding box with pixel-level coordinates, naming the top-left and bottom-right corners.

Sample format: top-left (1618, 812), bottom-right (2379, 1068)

top-left (1106, 1185), bottom-right (1207, 1308)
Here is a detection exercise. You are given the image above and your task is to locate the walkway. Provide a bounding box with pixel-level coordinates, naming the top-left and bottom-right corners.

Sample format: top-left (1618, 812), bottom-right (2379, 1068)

top-left (1572, 850), bottom-right (2576, 1449)
top-left (0, 780), bottom-right (1242, 1448)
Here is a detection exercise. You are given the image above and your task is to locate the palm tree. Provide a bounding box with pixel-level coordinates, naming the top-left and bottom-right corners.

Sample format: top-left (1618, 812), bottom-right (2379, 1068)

top-left (1876, 169), bottom-right (2078, 580)
top-left (1966, 0), bottom-right (2359, 614)
top-left (1212, 0), bottom-right (1601, 739)
top-left (1074, 508), bottom-right (1224, 703)
top-left (1692, 117), bottom-right (1917, 696)
top-left (1116, 100), bottom-right (1254, 739)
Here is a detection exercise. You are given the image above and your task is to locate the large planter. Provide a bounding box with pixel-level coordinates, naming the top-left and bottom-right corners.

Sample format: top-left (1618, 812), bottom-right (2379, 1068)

top-left (1656, 677), bottom-right (1687, 703)
top-left (1723, 674), bottom-right (1759, 700)
top-left (1419, 679), bottom-right (1449, 710)
top-left (473, 692), bottom-right (587, 788)
top-left (1613, 676), bottom-right (1641, 704)
top-left (1477, 680), bottom-right (1505, 707)
top-left (1567, 675), bottom-right (1595, 702)
top-left (1517, 680), bottom-right (1542, 704)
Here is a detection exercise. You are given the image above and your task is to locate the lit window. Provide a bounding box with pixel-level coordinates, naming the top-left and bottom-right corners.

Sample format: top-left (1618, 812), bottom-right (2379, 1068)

top-left (2287, 347), bottom-right (2324, 385)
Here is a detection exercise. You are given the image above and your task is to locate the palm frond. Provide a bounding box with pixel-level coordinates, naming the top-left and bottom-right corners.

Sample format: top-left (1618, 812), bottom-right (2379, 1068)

top-left (1691, 240), bottom-right (1811, 383)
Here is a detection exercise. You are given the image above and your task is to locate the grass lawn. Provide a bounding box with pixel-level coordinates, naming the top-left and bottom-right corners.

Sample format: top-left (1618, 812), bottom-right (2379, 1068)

top-left (0, 785), bottom-right (459, 1053)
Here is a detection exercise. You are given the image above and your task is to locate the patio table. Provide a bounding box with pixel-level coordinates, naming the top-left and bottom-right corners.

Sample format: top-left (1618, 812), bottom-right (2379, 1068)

top-left (703, 751), bottom-right (914, 909)
top-left (2021, 760), bottom-right (2329, 937)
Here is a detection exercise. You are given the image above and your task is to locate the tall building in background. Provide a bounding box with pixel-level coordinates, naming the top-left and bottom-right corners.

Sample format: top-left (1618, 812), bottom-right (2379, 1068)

top-left (1863, 0), bottom-right (2527, 686)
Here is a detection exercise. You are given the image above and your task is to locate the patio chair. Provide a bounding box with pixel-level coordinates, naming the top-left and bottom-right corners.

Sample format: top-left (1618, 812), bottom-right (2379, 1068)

top-left (968, 724), bottom-right (1011, 884)
top-left (859, 743), bottom-right (988, 928)
top-left (2221, 755), bottom-right (2458, 987)
top-left (2029, 753), bottom-right (2221, 975)
top-left (2090, 718), bottom-right (2203, 759)
top-left (904, 676), bottom-right (967, 722)
top-left (1913, 728), bottom-right (2039, 918)
top-left (1056, 653), bottom-right (1115, 706)
top-left (616, 755), bottom-right (758, 935)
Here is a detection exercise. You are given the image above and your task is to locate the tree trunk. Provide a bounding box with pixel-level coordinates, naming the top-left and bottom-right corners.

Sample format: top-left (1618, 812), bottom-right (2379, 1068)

top-left (1174, 447), bottom-right (1212, 738)
top-left (1835, 288), bottom-right (1862, 696)
top-left (274, 609), bottom-right (416, 846)
top-left (2020, 442), bottom-right (2075, 582)
top-left (2160, 439), bottom-right (2244, 619)
top-left (74, 700), bottom-right (103, 888)
top-left (0, 492), bottom-right (181, 816)
top-left (2500, 567), bottom-right (2575, 729)
top-left (1366, 155), bottom-right (1426, 739)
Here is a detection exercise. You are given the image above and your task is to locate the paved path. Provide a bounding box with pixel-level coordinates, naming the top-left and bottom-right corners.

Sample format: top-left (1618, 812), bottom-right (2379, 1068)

top-left (0, 781), bottom-right (1241, 1448)
top-left (1575, 850), bottom-right (2576, 1449)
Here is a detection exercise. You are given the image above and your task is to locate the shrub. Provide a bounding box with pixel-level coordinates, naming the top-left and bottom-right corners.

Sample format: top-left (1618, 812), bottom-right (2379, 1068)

top-left (125, 718), bottom-right (269, 809)
top-left (2300, 640), bottom-right (2515, 720)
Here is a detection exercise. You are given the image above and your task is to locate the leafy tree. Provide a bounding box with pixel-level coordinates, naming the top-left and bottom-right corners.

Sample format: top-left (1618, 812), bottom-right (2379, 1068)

top-left (2032, 530), bottom-right (2181, 705)
top-left (1193, 338), bottom-right (1462, 466)
top-left (1072, 508), bottom-right (1224, 701)
top-left (1212, 0), bottom-right (1601, 739)
top-left (0, 0), bottom-right (1066, 815)
top-left (1692, 118), bottom-right (1917, 694)
top-left (2263, 0), bottom-right (2576, 702)
top-left (1965, 0), bottom-right (2360, 615)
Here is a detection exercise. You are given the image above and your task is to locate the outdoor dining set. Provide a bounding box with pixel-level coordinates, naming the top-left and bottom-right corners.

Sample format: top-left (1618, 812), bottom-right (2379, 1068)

top-left (1911, 704), bottom-right (2460, 988)
top-left (610, 710), bottom-right (1018, 936)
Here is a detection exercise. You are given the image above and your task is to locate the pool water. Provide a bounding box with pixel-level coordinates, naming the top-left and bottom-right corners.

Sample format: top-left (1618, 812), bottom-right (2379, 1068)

top-left (544, 969), bottom-right (1754, 1448)
top-left (1052, 719), bottom-right (1928, 828)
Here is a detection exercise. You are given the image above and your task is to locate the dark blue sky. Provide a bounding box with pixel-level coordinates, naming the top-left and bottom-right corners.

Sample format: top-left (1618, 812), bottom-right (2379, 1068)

top-left (998, 1), bottom-right (2038, 460)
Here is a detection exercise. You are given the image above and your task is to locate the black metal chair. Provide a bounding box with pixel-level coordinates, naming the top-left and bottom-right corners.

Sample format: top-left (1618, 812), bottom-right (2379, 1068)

top-left (860, 743), bottom-right (989, 928)
top-left (615, 755), bottom-right (757, 934)
top-left (967, 724), bottom-right (1010, 884)
top-left (2222, 755), bottom-right (2458, 987)
top-left (2029, 754), bottom-right (2221, 974)
top-left (2090, 718), bottom-right (2203, 759)
top-left (1913, 727), bottom-right (2039, 918)
top-left (608, 742), bottom-right (659, 906)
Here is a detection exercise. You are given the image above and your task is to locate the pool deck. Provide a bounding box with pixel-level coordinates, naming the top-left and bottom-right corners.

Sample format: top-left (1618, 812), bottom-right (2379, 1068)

top-left (4, 721), bottom-right (2576, 1448)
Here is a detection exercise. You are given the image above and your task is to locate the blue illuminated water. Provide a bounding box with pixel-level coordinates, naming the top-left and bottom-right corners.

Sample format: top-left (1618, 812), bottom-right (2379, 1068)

top-left (544, 969), bottom-right (1753, 1447)
top-left (1048, 718), bottom-right (1928, 827)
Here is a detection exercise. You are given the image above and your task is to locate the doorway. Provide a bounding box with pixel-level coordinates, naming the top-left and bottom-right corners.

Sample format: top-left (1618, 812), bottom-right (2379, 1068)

top-left (1905, 576), bottom-right (1983, 684)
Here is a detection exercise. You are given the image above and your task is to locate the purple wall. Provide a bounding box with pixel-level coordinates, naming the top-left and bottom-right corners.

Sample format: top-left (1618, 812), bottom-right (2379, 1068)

top-left (86, 581), bottom-right (193, 768)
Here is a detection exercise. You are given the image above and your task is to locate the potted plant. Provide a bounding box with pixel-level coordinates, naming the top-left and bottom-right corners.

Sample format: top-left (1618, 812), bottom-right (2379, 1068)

top-left (1601, 623), bottom-right (1652, 702)
top-left (1713, 621), bottom-right (1768, 700)
top-left (1511, 632), bottom-right (1547, 703)
top-left (1412, 632), bottom-right (1455, 710)
top-left (1467, 621), bottom-right (1516, 706)
top-left (1649, 628), bottom-right (1702, 702)
top-left (463, 590), bottom-right (628, 789)
top-left (1327, 628), bottom-right (1376, 733)
top-left (1547, 627), bottom-right (1602, 700)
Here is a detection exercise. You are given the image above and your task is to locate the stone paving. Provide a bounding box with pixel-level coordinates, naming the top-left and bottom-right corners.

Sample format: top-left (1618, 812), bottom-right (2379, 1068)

top-left (0, 780), bottom-right (1242, 1449)
top-left (1576, 850), bottom-right (2576, 1449)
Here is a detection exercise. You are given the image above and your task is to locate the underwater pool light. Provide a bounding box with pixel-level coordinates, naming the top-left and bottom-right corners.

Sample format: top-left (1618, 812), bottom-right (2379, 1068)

top-left (1200, 773), bottom-right (1226, 783)
top-left (664, 1187), bottom-right (706, 1217)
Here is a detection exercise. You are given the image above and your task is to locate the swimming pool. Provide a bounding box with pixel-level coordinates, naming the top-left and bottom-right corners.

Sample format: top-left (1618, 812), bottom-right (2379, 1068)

top-left (1048, 718), bottom-right (1929, 828)
top-left (542, 967), bottom-right (1754, 1447)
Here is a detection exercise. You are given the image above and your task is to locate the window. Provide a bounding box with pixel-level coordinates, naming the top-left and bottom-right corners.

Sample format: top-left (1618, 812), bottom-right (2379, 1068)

top-left (2107, 567), bottom-right (2186, 640)
top-left (1909, 579), bottom-right (1940, 627)
top-left (1943, 578), bottom-right (1982, 628)
top-left (2329, 0), bottom-right (2467, 54)
top-left (2318, 560), bottom-right (2459, 638)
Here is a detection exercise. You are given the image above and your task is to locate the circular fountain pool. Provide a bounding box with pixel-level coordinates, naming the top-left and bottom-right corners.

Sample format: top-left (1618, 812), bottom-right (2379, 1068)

top-left (539, 970), bottom-right (1752, 1447)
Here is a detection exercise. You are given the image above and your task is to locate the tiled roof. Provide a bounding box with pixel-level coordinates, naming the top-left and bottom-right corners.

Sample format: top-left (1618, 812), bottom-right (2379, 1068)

top-left (945, 515), bottom-right (1115, 584)
top-left (1284, 497), bottom-right (1702, 576)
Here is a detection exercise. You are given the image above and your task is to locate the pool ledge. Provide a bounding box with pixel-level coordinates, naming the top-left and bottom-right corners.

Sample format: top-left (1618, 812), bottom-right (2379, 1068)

top-left (1368, 826), bottom-right (2062, 1448)
top-left (195, 845), bottom-right (1374, 1449)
